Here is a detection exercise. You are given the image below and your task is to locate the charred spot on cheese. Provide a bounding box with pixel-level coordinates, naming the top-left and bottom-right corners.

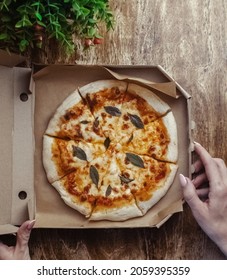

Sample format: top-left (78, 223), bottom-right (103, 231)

top-left (123, 114), bottom-right (129, 121)
top-left (64, 110), bottom-right (76, 121)
top-left (72, 145), bottom-right (87, 161)
top-left (122, 123), bottom-right (129, 130)
top-left (128, 113), bottom-right (144, 129)
top-left (112, 86), bottom-right (121, 97)
top-left (104, 106), bottom-right (121, 117)
top-left (155, 170), bottom-right (167, 181)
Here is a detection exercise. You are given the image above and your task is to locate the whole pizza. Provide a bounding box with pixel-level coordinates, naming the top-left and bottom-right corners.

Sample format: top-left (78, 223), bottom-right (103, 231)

top-left (42, 80), bottom-right (178, 221)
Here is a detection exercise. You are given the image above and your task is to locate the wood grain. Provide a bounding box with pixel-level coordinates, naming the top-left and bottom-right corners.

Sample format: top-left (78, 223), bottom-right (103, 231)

top-left (15, 0), bottom-right (227, 259)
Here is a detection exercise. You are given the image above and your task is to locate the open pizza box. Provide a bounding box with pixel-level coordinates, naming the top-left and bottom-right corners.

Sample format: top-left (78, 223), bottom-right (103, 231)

top-left (0, 50), bottom-right (193, 234)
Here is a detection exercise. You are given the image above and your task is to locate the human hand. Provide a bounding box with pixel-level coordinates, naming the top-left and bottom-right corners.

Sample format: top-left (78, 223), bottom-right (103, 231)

top-left (0, 220), bottom-right (35, 260)
top-left (179, 142), bottom-right (227, 257)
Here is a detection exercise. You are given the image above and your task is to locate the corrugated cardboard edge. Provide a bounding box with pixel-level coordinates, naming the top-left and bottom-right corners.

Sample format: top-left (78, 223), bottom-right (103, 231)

top-left (0, 50), bottom-right (25, 67)
top-left (153, 65), bottom-right (192, 227)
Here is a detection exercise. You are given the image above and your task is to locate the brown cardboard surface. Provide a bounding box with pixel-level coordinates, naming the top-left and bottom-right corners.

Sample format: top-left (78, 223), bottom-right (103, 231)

top-left (33, 65), bottom-right (191, 229)
top-left (0, 63), bottom-right (34, 232)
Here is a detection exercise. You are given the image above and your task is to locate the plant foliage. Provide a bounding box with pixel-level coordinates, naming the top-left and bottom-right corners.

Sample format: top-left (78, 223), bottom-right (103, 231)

top-left (0, 0), bottom-right (114, 55)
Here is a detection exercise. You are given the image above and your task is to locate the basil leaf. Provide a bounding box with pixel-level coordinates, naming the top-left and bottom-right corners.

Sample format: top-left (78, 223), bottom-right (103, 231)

top-left (105, 185), bottom-right (112, 197)
top-left (119, 175), bottom-right (134, 184)
top-left (80, 120), bottom-right (90, 124)
top-left (104, 137), bottom-right (111, 150)
top-left (93, 116), bottom-right (99, 127)
top-left (104, 106), bottom-right (121, 116)
top-left (72, 146), bottom-right (87, 161)
top-left (90, 165), bottom-right (99, 187)
top-left (126, 153), bottom-right (145, 168)
top-left (127, 134), bottom-right (133, 144)
top-left (128, 113), bottom-right (144, 129)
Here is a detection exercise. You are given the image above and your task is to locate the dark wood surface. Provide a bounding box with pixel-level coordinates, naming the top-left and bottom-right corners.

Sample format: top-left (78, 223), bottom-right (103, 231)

top-left (12, 0), bottom-right (227, 259)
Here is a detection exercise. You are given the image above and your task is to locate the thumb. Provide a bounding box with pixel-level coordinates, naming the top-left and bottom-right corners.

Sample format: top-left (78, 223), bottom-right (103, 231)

top-left (179, 174), bottom-right (205, 215)
top-left (15, 220), bottom-right (35, 254)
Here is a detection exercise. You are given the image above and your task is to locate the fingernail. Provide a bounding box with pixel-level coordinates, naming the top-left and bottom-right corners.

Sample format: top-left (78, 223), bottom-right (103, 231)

top-left (179, 174), bottom-right (187, 187)
top-left (27, 219), bottom-right (36, 230)
top-left (193, 141), bottom-right (201, 146)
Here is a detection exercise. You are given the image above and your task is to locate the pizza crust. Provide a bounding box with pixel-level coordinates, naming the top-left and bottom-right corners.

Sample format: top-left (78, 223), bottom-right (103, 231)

top-left (42, 135), bottom-right (60, 183)
top-left (135, 164), bottom-right (178, 214)
top-left (45, 89), bottom-right (81, 136)
top-left (78, 79), bottom-right (128, 98)
top-left (161, 112), bottom-right (178, 163)
top-left (52, 179), bottom-right (93, 217)
top-left (90, 201), bottom-right (143, 221)
top-left (127, 83), bottom-right (171, 116)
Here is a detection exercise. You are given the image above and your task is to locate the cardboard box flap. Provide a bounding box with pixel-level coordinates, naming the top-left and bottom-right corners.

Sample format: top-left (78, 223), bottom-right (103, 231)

top-left (33, 64), bottom-right (178, 98)
top-left (0, 50), bottom-right (25, 67)
top-left (0, 224), bottom-right (18, 235)
top-left (0, 65), bottom-right (34, 234)
top-left (105, 67), bottom-right (177, 98)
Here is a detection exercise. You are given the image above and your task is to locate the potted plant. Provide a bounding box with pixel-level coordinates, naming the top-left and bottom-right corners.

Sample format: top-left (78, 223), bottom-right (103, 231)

top-left (0, 0), bottom-right (114, 56)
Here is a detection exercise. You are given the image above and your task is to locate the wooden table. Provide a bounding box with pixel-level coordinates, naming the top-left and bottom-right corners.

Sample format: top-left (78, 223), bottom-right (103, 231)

top-left (5, 0), bottom-right (227, 260)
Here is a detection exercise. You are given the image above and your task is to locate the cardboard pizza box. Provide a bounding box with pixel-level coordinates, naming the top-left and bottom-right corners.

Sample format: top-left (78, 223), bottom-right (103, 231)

top-left (0, 50), bottom-right (192, 233)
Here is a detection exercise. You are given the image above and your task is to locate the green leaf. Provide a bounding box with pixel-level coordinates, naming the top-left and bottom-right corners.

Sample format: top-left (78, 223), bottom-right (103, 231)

top-left (35, 12), bottom-right (42, 21)
top-left (104, 137), bottom-right (111, 150)
top-left (15, 20), bottom-right (23, 28)
top-left (126, 153), bottom-right (145, 168)
top-left (105, 185), bottom-right (112, 197)
top-left (37, 20), bottom-right (46, 28)
top-left (72, 146), bottom-right (87, 161)
top-left (0, 33), bottom-right (8, 40)
top-left (119, 175), bottom-right (134, 184)
top-left (128, 113), bottom-right (144, 129)
top-left (90, 165), bottom-right (99, 188)
top-left (104, 106), bottom-right (121, 117)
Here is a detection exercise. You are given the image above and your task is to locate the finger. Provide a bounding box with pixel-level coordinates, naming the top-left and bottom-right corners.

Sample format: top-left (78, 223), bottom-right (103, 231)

top-left (196, 187), bottom-right (209, 198)
top-left (179, 174), bottom-right (207, 219)
top-left (194, 143), bottom-right (220, 187)
top-left (15, 220), bottom-right (35, 254)
top-left (192, 172), bottom-right (208, 188)
top-left (213, 158), bottom-right (227, 180)
top-left (192, 159), bottom-right (204, 174)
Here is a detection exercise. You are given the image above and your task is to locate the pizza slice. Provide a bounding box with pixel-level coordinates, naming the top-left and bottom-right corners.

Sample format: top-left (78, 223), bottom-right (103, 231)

top-left (42, 135), bottom-right (106, 183)
top-left (52, 168), bottom-right (97, 217)
top-left (115, 151), bottom-right (178, 215)
top-left (126, 83), bottom-right (171, 122)
top-left (44, 89), bottom-right (106, 143)
top-left (123, 112), bottom-right (178, 163)
top-left (79, 80), bottom-right (128, 142)
top-left (51, 149), bottom-right (113, 217)
top-left (95, 82), bottom-right (172, 145)
top-left (89, 153), bottom-right (143, 221)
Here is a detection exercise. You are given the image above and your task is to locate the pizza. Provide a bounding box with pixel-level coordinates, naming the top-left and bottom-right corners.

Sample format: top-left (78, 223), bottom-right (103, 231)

top-left (42, 80), bottom-right (178, 221)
